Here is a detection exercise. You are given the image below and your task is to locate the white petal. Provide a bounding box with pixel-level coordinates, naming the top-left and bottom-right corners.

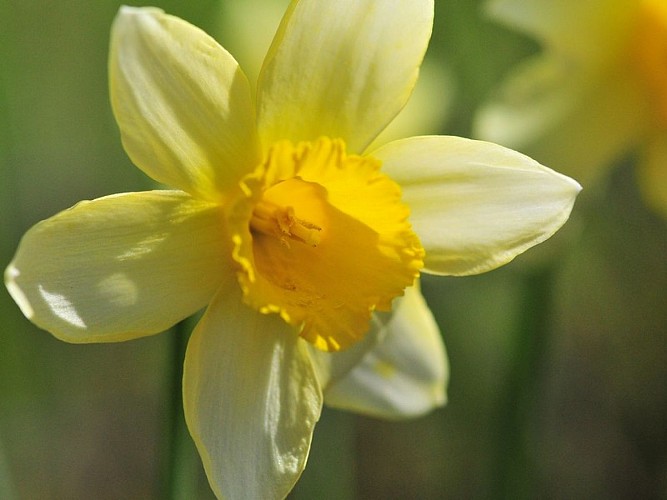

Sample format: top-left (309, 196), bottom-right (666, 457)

top-left (110, 7), bottom-right (260, 200)
top-left (5, 191), bottom-right (229, 342)
top-left (324, 285), bottom-right (448, 419)
top-left (257, 0), bottom-right (433, 153)
top-left (183, 288), bottom-right (323, 500)
top-left (373, 136), bottom-right (582, 276)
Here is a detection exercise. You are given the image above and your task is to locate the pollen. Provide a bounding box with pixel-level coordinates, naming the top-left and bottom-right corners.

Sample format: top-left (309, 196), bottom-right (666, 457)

top-left (634, 0), bottom-right (667, 125)
top-left (228, 137), bottom-right (424, 352)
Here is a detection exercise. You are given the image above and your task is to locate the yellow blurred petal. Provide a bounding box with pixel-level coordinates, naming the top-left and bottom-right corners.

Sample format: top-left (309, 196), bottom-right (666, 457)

top-left (183, 287), bottom-right (322, 500)
top-left (474, 56), bottom-right (648, 183)
top-left (229, 138), bottom-right (423, 352)
top-left (256, 0), bottom-right (433, 153)
top-left (634, 0), bottom-right (667, 125)
top-left (325, 285), bottom-right (448, 419)
top-left (110, 6), bottom-right (260, 201)
top-left (486, 0), bottom-right (637, 66)
top-left (373, 136), bottom-right (582, 276)
top-left (5, 191), bottom-right (229, 342)
top-left (475, 55), bottom-right (590, 151)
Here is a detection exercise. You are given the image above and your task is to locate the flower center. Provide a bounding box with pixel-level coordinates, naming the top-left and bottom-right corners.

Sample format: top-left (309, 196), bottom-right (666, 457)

top-left (634, 0), bottom-right (667, 125)
top-left (228, 137), bottom-right (424, 352)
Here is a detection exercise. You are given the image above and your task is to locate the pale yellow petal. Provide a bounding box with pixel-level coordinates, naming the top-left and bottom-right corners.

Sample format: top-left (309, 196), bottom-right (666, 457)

top-left (183, 288), bottom-right (322, 500)
top-left (110, 6), bottom-right (260, 201)
top-left (5, 191), bottom-right (229, 343)
top-left (256, 0), bottom-right (434, 153)
top-left (373, 136), bottom-right (582, 276)
top-left (325, 285), bottom-right (448, 419)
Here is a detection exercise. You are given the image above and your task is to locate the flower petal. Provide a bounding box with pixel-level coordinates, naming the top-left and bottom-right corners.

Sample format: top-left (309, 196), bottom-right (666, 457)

top-left (183, 288), bottom-right (322, 500)
top-left (5, 191), bottom-right (229, 342)
top-left (110, 6), bottom-right (260, 201)
top-left (256, 0), bottom-right (434, 153)
top-left (373, 136), bottom-right (582, 276)
top-left (324, 285), bottom-right (448, 419)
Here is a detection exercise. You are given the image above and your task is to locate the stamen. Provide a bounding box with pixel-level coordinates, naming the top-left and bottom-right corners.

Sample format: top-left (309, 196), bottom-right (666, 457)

top-left (250, 198), bottom-right (322, 247)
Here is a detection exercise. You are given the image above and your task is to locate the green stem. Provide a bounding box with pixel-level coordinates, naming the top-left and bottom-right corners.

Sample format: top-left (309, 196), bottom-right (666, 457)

top-left (496, 265), bottom-right (555, 499)
top-left (161, 319), bottom-right (199, 499)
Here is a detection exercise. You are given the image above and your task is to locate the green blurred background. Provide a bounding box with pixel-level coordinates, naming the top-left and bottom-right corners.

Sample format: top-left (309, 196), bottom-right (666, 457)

top-left (1, 0), bottom-right (666, 498)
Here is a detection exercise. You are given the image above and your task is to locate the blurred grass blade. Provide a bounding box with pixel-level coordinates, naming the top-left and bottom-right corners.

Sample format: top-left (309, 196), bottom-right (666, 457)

top-left (0, 436), bottom-right (17, 500)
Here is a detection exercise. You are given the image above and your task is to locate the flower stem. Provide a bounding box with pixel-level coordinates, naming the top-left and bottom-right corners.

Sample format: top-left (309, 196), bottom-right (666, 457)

top-left (495, 265), bottom-right (555, 497)
top-left (161, 319), bottom-right (199, 499)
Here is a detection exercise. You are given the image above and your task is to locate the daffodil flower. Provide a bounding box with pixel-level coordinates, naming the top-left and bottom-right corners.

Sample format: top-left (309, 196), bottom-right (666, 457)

top-left (475, 0), bottom-right (667, 217)
top-left (5, 2), bottom-right (580, 498)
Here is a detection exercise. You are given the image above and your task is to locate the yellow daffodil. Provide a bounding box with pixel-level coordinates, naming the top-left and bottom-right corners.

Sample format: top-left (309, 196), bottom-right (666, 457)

top-left (475, 0), bottom-right (667, 217)
top-left (5, 2), bottom-right (581, 498)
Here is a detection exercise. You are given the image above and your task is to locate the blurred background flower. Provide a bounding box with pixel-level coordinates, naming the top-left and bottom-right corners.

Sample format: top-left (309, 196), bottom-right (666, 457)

top-left (1, 1), bottom-right (666, 499)
top-left (475, 0), bottom-right (667, 218)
